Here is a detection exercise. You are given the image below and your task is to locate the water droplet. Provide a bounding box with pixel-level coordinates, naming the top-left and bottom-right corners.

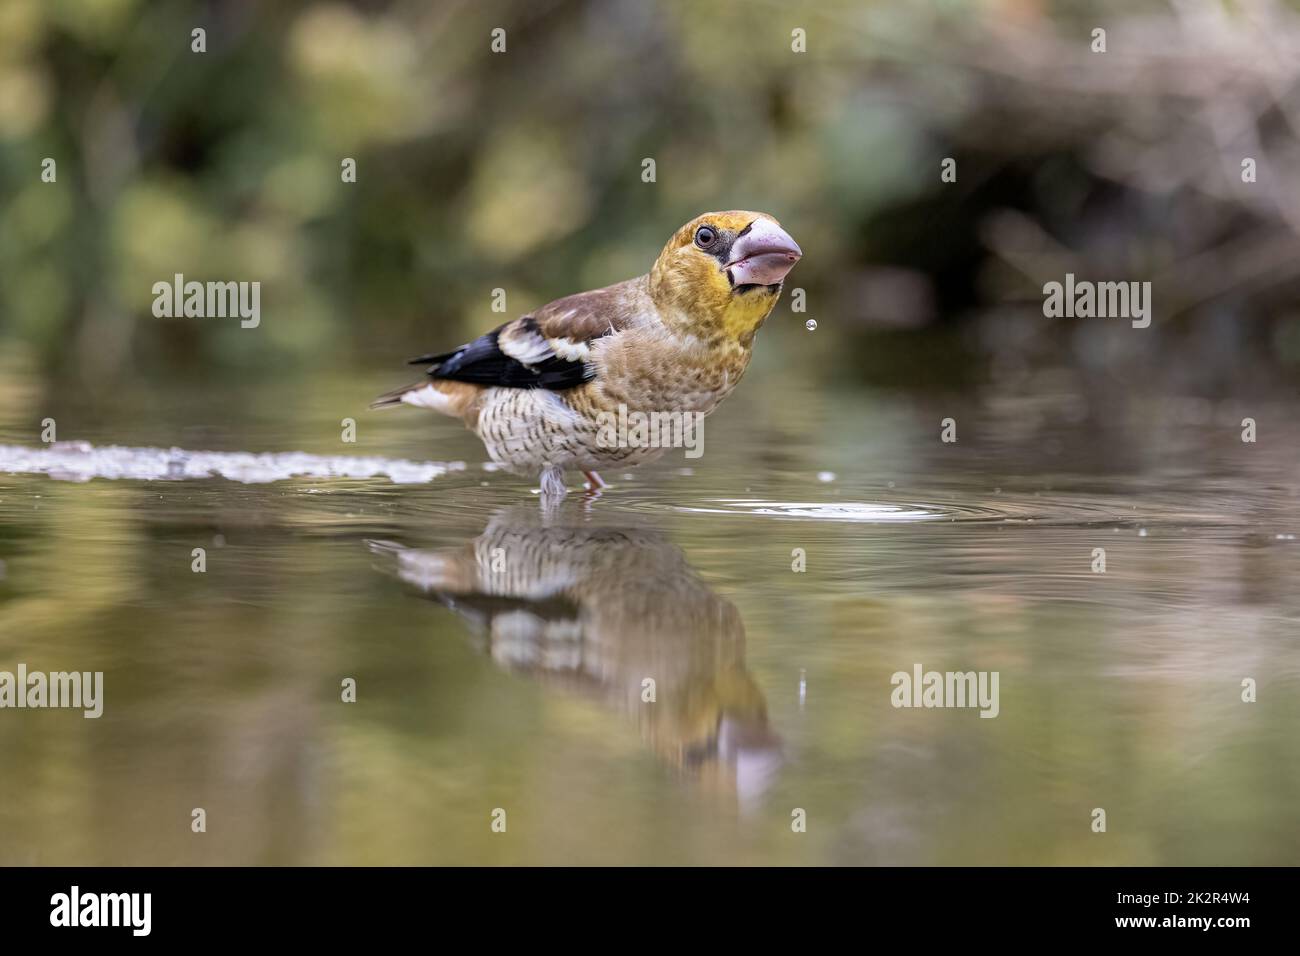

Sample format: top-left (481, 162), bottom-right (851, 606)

top-left (805, 319), bottom-right (817, 331)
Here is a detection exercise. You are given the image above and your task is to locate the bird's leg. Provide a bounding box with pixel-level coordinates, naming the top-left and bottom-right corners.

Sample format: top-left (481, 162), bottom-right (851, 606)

top-left (538, 465), bottom-right (568, 500)
top-left (579, 473), bottom-right (604, 509)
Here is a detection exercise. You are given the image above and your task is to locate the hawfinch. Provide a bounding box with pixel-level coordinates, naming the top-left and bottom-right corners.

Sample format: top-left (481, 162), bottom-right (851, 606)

top-left (373, 211), bottom-right (801, 494)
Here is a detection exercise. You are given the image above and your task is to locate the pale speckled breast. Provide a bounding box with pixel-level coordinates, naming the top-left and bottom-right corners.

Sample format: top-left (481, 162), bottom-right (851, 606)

top-left (473, 334), bottom-right (754, 473)
top-left (473, 386), bottom-right (665, 473)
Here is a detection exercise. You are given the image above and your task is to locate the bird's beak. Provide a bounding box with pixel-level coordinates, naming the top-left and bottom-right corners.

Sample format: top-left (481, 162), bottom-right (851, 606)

top-left (725, 219), bottom-right (802, 287)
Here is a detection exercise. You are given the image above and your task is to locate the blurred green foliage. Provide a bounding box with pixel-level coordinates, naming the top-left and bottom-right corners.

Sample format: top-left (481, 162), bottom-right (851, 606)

top-left (2, 0), bottom-right (1300, 386)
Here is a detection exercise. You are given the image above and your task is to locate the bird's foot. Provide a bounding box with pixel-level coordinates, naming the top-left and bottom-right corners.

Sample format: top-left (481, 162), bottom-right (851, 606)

top-left (582, 470), bottom-right (607, 491)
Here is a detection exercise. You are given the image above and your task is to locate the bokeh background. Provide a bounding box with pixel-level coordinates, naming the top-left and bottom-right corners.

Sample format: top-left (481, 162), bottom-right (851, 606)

top-left (3, 0), bottom-right (1300, 396)
top-left (2, 0), bottom-right (1300, 867)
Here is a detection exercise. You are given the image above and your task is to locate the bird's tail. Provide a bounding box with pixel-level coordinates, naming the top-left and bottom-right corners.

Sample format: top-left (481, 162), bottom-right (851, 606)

top-left (370, 378), bottom-right (479, 418)
top-left (370, 381), bottom-right (427, 410)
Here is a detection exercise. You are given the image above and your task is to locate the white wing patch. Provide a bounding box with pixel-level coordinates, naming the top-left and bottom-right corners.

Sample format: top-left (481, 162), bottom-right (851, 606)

top-left (499, 315), bottom-right (593, 369)
top-left (548, 337), bottom-right (591, 362)
top-left (498, 325), bottom-right (553, 367)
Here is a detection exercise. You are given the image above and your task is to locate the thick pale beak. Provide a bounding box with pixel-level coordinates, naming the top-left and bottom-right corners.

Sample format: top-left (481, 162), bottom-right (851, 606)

top-left (725, 219), bottom-right (802, 287)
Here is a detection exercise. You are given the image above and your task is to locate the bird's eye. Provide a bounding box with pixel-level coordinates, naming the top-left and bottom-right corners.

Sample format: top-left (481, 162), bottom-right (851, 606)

top-left (694, 226), bottom-right (717, 248)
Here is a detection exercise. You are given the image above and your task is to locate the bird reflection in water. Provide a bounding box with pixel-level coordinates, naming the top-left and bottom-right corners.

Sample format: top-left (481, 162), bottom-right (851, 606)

top-left (369, 506), bottom-right (781, 809)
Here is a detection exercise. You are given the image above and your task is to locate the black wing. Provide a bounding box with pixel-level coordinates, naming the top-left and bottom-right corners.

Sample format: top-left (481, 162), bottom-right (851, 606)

top-left (408, 316), bottom-right (595, 391)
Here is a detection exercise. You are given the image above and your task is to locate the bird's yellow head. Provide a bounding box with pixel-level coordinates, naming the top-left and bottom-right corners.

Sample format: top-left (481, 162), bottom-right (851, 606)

top-left (649, 211), bottom-right (802, 343)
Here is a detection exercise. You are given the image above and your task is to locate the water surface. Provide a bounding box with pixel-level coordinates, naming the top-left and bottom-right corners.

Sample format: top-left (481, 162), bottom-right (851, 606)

top-left (1, 363), bottom-right (1297, 865)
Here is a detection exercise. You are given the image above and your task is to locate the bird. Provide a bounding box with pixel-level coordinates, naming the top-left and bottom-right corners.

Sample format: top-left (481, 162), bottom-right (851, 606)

top-left (368, 505), bottom-right (782, 803)
top-left (371, 211), bottom-right (802, 495)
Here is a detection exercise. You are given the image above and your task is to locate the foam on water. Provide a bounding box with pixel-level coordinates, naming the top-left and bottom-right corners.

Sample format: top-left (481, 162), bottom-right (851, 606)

top-left (0, 441), bottom-right (464, 485)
